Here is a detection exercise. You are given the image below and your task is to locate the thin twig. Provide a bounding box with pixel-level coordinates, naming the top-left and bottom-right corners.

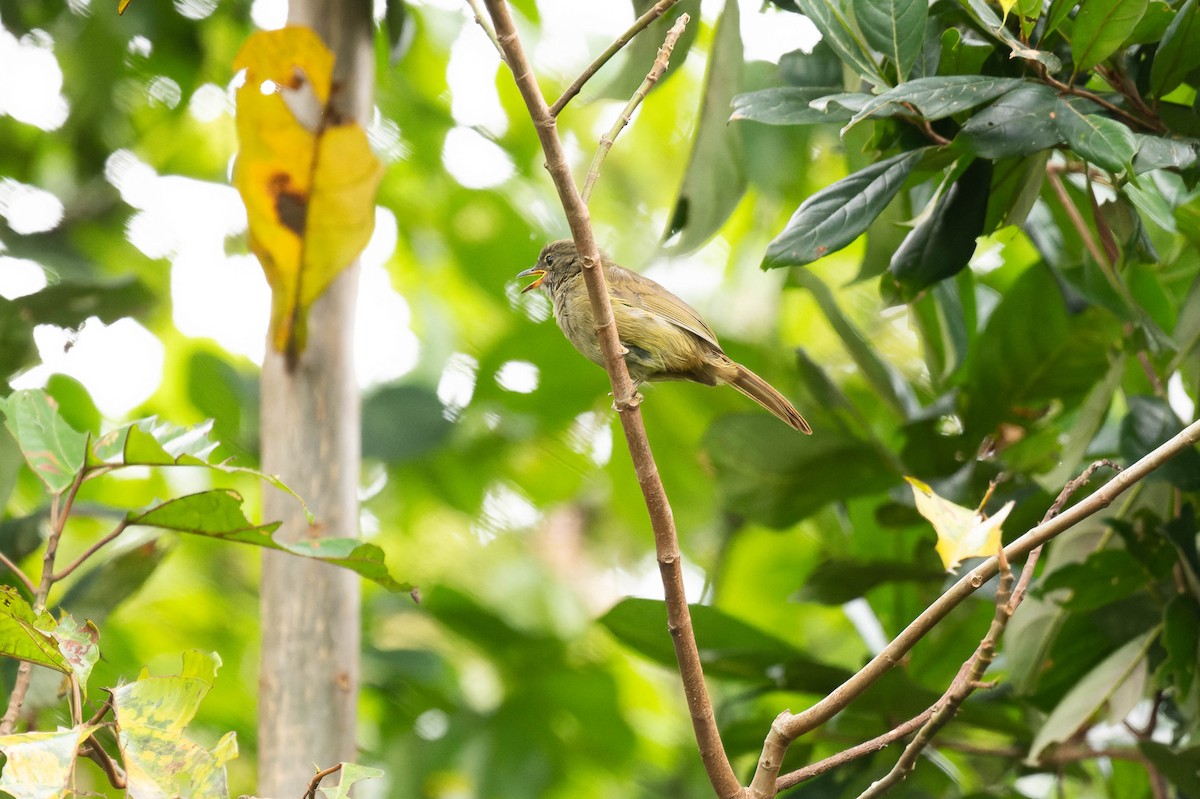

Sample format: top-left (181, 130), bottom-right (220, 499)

top-left (51, 520), bottom-right (129, 583)
top-left (0, 550), bottom-right (36, 596)
top-left (480, 2), bottom-right (740, 797)
top-left (80, 733), bottom-right (127, 789)
top-left (754, 418), bottom-right (1200, 794)
top-left (1042, 73), bottom-right (1165, 134)
top-left (854, 548), bottom-right (1014, 799)
top-left (1046, 165), bottom-right (1108, 267)
top-left (581, 14), bottom-right (689, 204)
top-left (465, 0), bottom-right (504, 61)
top-left (304, 763), bottom-right (344, 799)
top-left (549, 0), bottom-right (681, 117)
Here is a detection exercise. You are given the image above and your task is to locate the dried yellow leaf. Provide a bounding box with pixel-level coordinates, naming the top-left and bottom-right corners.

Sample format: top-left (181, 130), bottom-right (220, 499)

top-left (905, 476), bottom-right (1012, 572)
top-left (233, 26), bottom-right (383, 359)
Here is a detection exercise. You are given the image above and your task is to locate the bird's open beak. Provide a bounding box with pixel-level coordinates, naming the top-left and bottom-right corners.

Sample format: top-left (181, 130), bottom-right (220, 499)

top-left (516, 266), bottom-right (546, 294)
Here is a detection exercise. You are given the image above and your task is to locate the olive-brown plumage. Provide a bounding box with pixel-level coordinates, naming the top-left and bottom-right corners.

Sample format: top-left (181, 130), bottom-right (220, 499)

top-left (517, 240), bottom-right (811, 433)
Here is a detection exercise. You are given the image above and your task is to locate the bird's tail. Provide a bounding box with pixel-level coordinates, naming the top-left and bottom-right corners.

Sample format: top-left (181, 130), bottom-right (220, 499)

top-left (728, 363), bottom-right (812, 434)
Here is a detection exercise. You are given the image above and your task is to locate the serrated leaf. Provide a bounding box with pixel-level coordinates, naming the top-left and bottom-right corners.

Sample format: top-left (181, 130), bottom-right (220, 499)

top-left (110, 651), bottom-right (237, 799)
top-left (1055, 98), bottom-right (1137, 172)
top-left (764, 148), bottom-right (926, 267)
top-left (0, 586), bottom-right (70, 673)
top-left (853, 0), bottom-right (927, 80)
top-left (1150, 0), bottom-right (1200, 97)
top-left (1071, 0), bottom-right (1149, 71)
top-left (233, 26), bottom-right (384, 358)
top-left (730, 87), bottom-right (850, 126)
top-left (319, 763), bottom-right (386, 799)
top-left (128, 490), bottom-right (411, 592)
top-left (850, 76), bottom-right (1024, 128)
top-left (906, 477), bottom-right (1011, 571)
top-left (1028, 629), bottom-right (1157, 761)
top-left (0, 725), bottom-right (102, 799)
top-left (956, 83), bottom-right (1063, 159)
top-left (0, 390), bottom-right (87, 494)
top-left (796, 0), bottom-right (886, 83)
top-left (663, 0), bottom-right (745, 253)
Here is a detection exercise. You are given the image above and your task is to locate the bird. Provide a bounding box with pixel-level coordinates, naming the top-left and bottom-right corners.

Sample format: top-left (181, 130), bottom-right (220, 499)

top-left (516, 240), bottom-right (811, 433)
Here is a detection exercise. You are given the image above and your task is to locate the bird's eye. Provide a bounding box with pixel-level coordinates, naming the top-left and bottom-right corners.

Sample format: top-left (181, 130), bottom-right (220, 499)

top-left (544, 255), bottom-right (554, 267)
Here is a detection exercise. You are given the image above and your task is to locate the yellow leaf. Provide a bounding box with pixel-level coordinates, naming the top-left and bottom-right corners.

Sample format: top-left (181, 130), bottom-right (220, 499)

top-left (996, 0), bottom-right (1016, 21)
top-left (233, 26), bottom-right (383, 359)
top-left (905, 477), bottom-right (1012, 572)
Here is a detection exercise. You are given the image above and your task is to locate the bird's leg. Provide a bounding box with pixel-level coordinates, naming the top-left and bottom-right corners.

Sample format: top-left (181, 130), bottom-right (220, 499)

top-left (611, 380), bottom-right (644, 413)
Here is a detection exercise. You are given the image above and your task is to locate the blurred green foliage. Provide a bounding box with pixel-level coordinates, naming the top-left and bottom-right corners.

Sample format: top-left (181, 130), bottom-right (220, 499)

top-left (1, 0), bottom-right (1199, 797)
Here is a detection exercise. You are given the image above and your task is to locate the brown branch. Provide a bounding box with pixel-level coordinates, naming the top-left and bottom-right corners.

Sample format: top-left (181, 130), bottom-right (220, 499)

top-left (549, 0), bottom-right (681, 117)
top-left (581, 14), bottom-right (689, 204)
top-left (80, 733), bottom-right (127, 789)
top-left (303, 763), bottom-right (343, 799)
top-left (752, 418), bottom-right (1200, 795)
top-left (1042, 73), bottom-right (1166, 134)
top-left (51, 519), bottom-right (130, 583)
top-left (1046, 164), bottom-right (1108, 267)
top-left (0, 549), bottom-right (36, 596)
top-left (481, 2), bottom-right (740, 796)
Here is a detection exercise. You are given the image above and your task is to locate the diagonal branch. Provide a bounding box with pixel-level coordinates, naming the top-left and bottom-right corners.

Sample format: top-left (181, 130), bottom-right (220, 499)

top-left (549, 0), bottom-right (682, 117)
top-left (751, 418), bottom-right (1200, 795)
top-left (480, 3), bottom-right (740, 797)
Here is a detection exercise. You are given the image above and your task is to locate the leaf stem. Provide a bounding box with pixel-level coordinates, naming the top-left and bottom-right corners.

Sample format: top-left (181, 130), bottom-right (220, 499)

top-left (0, 550), bottom-right (36, 596)
top-left (549, 0), bottom-right (681, 117)
top-left (51, 520), bottom-right (130, 583)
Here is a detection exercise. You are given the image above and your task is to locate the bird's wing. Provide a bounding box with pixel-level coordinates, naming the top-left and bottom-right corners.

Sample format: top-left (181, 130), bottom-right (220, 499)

top-left (607, 266), bottom-right (722, 349)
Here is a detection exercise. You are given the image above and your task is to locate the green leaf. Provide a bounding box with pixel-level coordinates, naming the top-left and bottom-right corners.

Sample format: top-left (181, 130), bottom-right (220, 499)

top-left (1137, 742), bottom-right (1200, 795)
top-left (730, 87), bottom-right (851, 126)
top-left (1054, 98), bottom-right (1137, 172)
top-left (0, 724), bottom-right (102, 799)
top-left (0, 389), bottom-right (87, 494)
top-left (599, 597), bottom-right (853, 690)
top-left (1124, 0), bottom-right (1173, 44)
top-left (109, 650), bottom-right (237, 799)
top-left (850, 76), bottom-right (1024, 128)
top-left (1159, 595), bottom-right (1199, 698)
top-left (362, 385), bottom-right (452, 462)
top-left (599, 0), bottom-right (700, 100)
top-left (1132, 133), bottom-right (1200, 173)
top-left (705, 415), bottom-right (897, 527)
top-left (1119, 395), bottom-right (1200, 490)
top-left (663, 0), bottom-right (745, 253)
top-left (955, 83), bottom-right (1063, 159)
top-left (384, 0), bottom-right (411, 63)
top-left (852, 0), bottom-right (927, 80)
top-left (794, 558), bottom-right (946, 604)
top-left (1070, 0), bottom-right (1148, 71)
top-left (1038, 549), bottom-right (1154, 611)
top-left (50, 614), bottom-right (100, 701)
top-left (885, 157), bottom-right (992, 301)
top-left (0, 298), bottom-right (37, 386)
top-left (1150, 0), bottom-right (1200, 97)
top-left (1028, 629), bottom-right (1157, 761)
top-left (43, 374), bottom-right (100, 437)
top-left (317, 763), bottom-right (386, 799)
top-left (128, 490), bottom-right (412, 592)
top-left (796, 0), bottom-right (886, 84)
top-left (10, 275), bottom-right (155, 329)
top-left (957, 0), bottom-right (1063, 71)
top-left (764, 148), bottom-right (927, 267)
top-left (0, 586), bottom-right (69, 673)
top-left (90, 416), bottom-right (216, 467)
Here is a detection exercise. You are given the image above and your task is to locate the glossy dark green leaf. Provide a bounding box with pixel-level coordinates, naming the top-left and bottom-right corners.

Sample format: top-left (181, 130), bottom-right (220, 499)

top-left (1054, 98), bottom-right (1137, 172)
top-left (955, 83), bottom-right (1063, 159)
top-left (599, 0), bottom-right (700, 100)
top-left (764, 148), bottom-right (926, 267)
top-left (0, 389), bottom-right (87, 494)
top-left (1138, 741), bottom-right (1200, 795)
top-left (853, 0), bottom-right (927, 80)
top-left (128, 490), bottom-right (411, 592)
top-left (794, 558), bottom-right (945, 604)
top-left (705, 414), bottom-right (897, 527)
top-left (1071, 0), bottom-right (1148, 71)
top-left (362, 384), bottom-right (451, 462)
top-left (885, 157), bottom-right (992, 301)
top-left (599, 597), bottom-right (853, 690)
top-left (1119, 395), bottom-right (1200, 490)
top-left (1124, 0), bottom-right (1173, 43)
top-left (1045, 0), bottom-right (1077, 38)
top-left (1159, 595), bottom-right (1199, 698)
top-left (778, 41), bottom-right (844, 87)
top-left (850, 76), bottom-right (1024, 127)
top-left (983, 151), bottom-right (1049, 231)
top-left (1150, 0), bottom-right (1200, 97)
top-left (663, 0), bottom-right (745, 253)
top-left (795, 0), bottom-right (885, 83)
top-left (1038, 549), bottom-right (1153, 610)
top-left (730, 87), bottom-right (850, 126)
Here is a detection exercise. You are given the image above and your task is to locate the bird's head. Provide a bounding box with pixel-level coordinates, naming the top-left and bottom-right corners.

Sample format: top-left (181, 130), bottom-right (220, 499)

top-left (516, 239), bottom-right (585, 295)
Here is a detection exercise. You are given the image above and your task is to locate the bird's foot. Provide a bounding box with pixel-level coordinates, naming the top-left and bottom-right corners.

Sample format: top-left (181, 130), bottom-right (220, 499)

top-left (612, 390), bottom-right (644, 413)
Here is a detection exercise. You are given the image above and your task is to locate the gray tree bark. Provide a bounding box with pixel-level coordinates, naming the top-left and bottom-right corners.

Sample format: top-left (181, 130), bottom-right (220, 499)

top-left (257, 1), bottom-right (374, 796)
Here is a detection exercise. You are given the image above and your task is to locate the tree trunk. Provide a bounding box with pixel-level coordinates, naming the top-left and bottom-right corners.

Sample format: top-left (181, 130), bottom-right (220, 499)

top-left (257, 1), bottom-right (373, 795)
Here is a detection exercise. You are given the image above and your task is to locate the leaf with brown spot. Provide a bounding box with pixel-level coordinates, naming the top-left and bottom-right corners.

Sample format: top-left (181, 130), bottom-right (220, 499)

top-left (233, 26), bottom-right (383, 358)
